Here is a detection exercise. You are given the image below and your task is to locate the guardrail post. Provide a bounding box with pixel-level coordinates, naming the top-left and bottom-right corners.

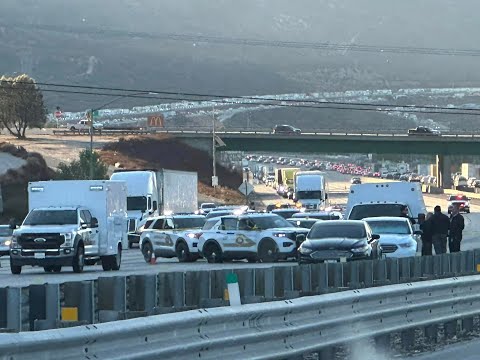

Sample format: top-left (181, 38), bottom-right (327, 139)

top-left (462, 317), bottom-right (474, 333)
top-left (433, 255), bottom-right (442, 277)
top-left (317, 263), bottom-right (328, 293)
top-left (63, 281), bottom-right (94, 324)
top-left (374, 334), bottom-right (390, 352)
top-left (413, 257), bottom-right (423, 279)
top-left (401, 329), bottom-right (415, 350)
top-left (185, 270), bottom-right (210, 307)
top-left (444, 320), bottom-right (458, 339)
top-left (300, 265), bottom-right (312, 293)
top-left (129, 275), bottom-right (157, 315)
top-left (473, 249), bottom-right (480, 273)
top-left (362, 261), bottom-right (374, 287)
top-left (0, 288), bottom-right (6, 329)
top-left (461, 250), bottom-right (474, 274)
top-left (29, 285), bottom-right (47, 331)
top-left (399, 257), bottom-right (411, 282)
top-left (424, 324), bottom-right (438, 343)
top-left (348, 262), bottom-right (360, 289)
top-left (318, 347), bottom-right (335, 360)
top-left (387, 258), bottom-right (399, 284)
top-left (7, 287), bottom-right (21, 332)
top-left (98, 277), bottom-right (126, 322)
top-left (441, 254), bottom-right (451, 276)
top-left (263, 268), bottom-right (275, 300)
top-left (451, 253), bottom-right (461, 274)
top-left (327, 263), bottom-right (343, 289)
top-left (173, 272), bottom-right (185, 308)
top-left (423, 255), bottom-right (434, 278)
top-left (374, 259), bottom-right (387, 286)
top-left (237, 269), bottom-right (255, 298)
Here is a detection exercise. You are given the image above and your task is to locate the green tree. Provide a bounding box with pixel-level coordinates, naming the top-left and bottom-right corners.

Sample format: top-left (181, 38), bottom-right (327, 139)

top-left (56, 150), bottom-right (108, 180)
top-left (0, 74), bottom-right (47, 139)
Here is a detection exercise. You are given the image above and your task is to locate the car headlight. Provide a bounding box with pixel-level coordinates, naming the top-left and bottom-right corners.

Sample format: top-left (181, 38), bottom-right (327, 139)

top-left (299, 246), bottom-right (313, 254)
top-left (62, 233), bottom-right (73, 247)
top-left (351, 244), bottom-right (369, 253)
top-left (273, 233), bottom-right (287, 238)
top-left (399, 242), bottom-right (415, 248)
top-left (4, 240), bottom-right (11, 247)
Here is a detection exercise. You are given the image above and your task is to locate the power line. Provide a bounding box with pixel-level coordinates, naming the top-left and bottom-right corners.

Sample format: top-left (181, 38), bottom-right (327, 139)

top-left (9, 23), bottom-right (480, 57)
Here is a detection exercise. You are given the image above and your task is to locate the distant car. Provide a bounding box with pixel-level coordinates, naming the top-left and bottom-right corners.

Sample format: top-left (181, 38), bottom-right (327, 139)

top-left (291, 211), bottom-right (343, 220)
top-left (297, 220), bottom-right (379, 264)
top-left (351, 177), bottom-right (361, 185)
top-left (287, 218), bottom-right (318, 229)
top-left (407, 126), bottom-right (441, 136)
top-left (0, 225), bottom-right (13, 256)
top-left (199, 203), bottom-right (216, 214)
top-left (447, 195), bottom-right (470, 214)
top-left (364, 217), bottom-right (418, 258)
top-left (273, 125), bottom-right (301, 135)
top-left (271, 208), bottom-right (301, 219)
top-left (69, 119), bottom-right (103, 131)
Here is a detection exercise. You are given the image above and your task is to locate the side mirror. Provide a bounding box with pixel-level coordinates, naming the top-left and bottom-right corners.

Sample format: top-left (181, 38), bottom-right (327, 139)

top-left (152, 201), bottom-right (158, 211)
top-left (371, 234), bottom-right (380, 240)
top-left (91, 217), bottom-right (99, 228)
top-left (80, 223), bottom-right (88, 229)
top-left (296, 234), bottom-right (306, 244)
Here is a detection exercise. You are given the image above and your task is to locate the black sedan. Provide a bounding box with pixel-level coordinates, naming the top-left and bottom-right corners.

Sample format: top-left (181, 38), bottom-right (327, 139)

top-left (297, 220), bottom-right (379, 264)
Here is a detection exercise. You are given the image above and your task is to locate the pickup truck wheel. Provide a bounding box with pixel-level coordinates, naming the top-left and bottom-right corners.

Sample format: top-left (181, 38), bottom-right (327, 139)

top-left (44, 266), bottom-right (54, 273)
top-left (128, 241), bottom-right (134, 249)
top-left (73, 245), bottom-right (85, 273)
top-left (203, 242), bottom-right (223, 263)
top-left (247, 256), bottom-right (257, 263)
top-left (258, 239), bottom-right (278, 263)
top-left (111, 246), bottom-right (122, 271)
top-left (52, 266), bottom-right (62, 273)
top-left (70, 126), bottom-right (76, 131)
top-left (176, 242), bottom-right (191, 262)
top-left (10, 263), bottom-right (22, 275)
top-left (101, 257), bottom-right (112, 271)
top-left (142, 242), bottom-right (154, 263)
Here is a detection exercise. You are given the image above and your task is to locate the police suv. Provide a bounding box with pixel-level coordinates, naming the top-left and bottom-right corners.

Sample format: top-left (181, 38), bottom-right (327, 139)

top-left (198, 213), bottom-right (309, 263)
top-left (139, 214), bottom-right (206, 262)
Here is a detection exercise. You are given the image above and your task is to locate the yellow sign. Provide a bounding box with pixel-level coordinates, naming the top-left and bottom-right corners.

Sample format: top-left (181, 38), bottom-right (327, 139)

top-left (147, 115), bottom-right (165, 128)
top-left (476, 264), bottom-right (480, 272)
top-left (61, 307), bottom-right (79, 321)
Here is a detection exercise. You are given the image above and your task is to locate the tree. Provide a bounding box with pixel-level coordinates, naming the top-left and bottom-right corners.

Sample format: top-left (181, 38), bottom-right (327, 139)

top-left (56, 150), bottom-right (108, 180)
top-left (0, 74), bottom-right (47, 139)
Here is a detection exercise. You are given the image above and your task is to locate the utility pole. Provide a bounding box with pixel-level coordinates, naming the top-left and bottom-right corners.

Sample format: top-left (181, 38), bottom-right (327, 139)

top-left (89, 109), bottom-right (94, 180)
top-left (212, 109), bottom-right (217, 189)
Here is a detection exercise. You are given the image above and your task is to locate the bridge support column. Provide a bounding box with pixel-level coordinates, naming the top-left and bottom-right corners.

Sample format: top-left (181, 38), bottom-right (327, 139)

top-left (436, 154), bottom-right (453, 189)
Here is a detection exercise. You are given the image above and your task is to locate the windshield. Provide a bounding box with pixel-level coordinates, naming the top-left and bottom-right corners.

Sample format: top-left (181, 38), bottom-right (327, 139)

top-left (23, 210), bottom-right (78, 226)
top-left (366, 220), bottom-right (411, 235)
top-left (206, 211), bottom-right (233, 219)
top-left (449, 195), bottom-right (468, 201)
top-left (309, 223), bottom-right (366, 239)
top-left (173, 217), bottom-right (206, 229)
top-left (127, 196), bottom-right (147, 211)
top-left (201, 204), bottom-right (216, 209)
top-left (288, 219), bottom-right (317, 229)
top-left (0, 227), bottom-right (12, 236)
top-left (249, 215), bottom-right (294, 230)
top-left (297, 191), bottom-right (322, 199)
top-left (271, 210), bottom-right (299, 219)
top-left (348, 204), bottom-right (407, 220)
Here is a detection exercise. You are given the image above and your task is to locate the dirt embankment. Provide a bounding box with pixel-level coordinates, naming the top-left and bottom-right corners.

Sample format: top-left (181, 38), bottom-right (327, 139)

top-left (101, 135), bottom-right (244, 204)
top-left (0, 143), bottom-right (55, 222)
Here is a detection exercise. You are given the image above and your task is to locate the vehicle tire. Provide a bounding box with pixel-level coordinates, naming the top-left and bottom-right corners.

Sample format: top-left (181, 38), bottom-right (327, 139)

top-left (128, 241), bottom-right (134, 249)
top-left (110, 246), bottom-right (122, 271)
top-left (247, 256), bottom-right (257, 263)
top-left (52, 266), bottom-right (62, 273)
top-left (101, 256), bottom-right (112, 271)
top-left (258, 239), bottom-right (278, 263)
top-left (72, 245), bottom-right (85, 273)
top-left (142, 241), bottom-right (154, 263)
top-left (176, 241), bottom-right (191, 263)
top-left (44, 266), bottom-right (53, 273)
top-left (70, 126), bottom-right (76, 131)
top-left (203, 242), bottom-right (223, 263)
top-left (10, 263), bottom-right (22, 275)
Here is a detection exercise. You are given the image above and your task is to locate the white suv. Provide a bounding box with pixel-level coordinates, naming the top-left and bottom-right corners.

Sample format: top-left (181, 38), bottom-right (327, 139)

top-left (198, 213), bottom-right (309, 263)
top-left (139, 215), bottom-right (206, 262)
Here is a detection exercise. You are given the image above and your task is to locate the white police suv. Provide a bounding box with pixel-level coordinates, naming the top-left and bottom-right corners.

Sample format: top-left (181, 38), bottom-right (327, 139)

top-left (198, 213), bottom-right (309, 263)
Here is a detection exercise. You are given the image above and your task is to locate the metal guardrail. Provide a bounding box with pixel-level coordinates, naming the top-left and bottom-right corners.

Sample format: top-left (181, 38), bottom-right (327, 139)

top-left (2, 274), bottom-right (480, 360)
top-left (1, 250), bottom-right (479, 333)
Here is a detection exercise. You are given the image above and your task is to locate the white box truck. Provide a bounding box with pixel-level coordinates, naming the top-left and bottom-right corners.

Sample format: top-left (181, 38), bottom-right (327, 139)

top-left (110, 169), bottom-right (198, 248)
top-left (293, 171), bottom-right (328, 210)
top-left (345, 182), bottom-right (426, 221)
top-left (9, 180), bottom-right (128, 274)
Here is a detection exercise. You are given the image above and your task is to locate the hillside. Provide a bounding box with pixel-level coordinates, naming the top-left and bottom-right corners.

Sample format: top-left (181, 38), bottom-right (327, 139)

top-left (2, 0), bottom-right (480, 118)
top-left (101, 135), bottom-right (244, 203)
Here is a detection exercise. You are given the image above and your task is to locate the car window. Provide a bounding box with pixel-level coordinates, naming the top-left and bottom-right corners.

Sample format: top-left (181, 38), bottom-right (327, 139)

top-left (81, 210), bottom-right (92, 224)
top-left (164, 218), bottom-right (175, 229)
top-left (203, 219), bottom-right (220, 230)
top-left (349, 204), bottom-right (407, 220)
top-left (367, 220), bottom-right (411, 235)
top-left (309, 223), bottom-right (366, 239)
top-left (152, 219), bottom-right (165, 230)
top-left (221, 218), bottom-right (238, 230)
top-left (173, 217), bottom-right (206, 229)
top-left (143, 219), bottom-right (154, 229)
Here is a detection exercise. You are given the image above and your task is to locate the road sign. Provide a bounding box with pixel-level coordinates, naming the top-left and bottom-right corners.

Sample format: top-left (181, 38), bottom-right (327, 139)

top-left (212, 176), bottom-right (219, 187)
top-left (54, 110), bottom-right (63, 119)
top-left (238, 181), bottom-right (254, 196)
top-left (214, 135), bottom-right (226, 147)
top-left (147, 115), bottom-right (165, 127)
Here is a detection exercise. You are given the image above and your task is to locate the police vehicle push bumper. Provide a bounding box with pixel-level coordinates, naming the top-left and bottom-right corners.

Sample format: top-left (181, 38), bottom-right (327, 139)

top-left (10, 248), bottom-right (75, 266)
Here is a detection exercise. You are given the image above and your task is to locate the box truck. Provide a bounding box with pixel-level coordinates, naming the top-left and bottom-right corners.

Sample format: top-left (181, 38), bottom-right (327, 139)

top-left (110, 169), bottom-right (198, 247)
top-left (294, 171), bottom-right (327, 210)
top-left (10, 180), bottom-right (128, 274)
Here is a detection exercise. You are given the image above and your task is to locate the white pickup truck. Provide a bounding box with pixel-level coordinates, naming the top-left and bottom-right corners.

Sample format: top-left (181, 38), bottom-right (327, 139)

top-left (69, 120), bottom-right (103, 131)
top-left (10, 180), bottom-right (128, 274)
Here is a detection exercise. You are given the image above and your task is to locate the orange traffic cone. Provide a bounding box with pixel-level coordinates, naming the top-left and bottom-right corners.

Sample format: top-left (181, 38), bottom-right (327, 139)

top-left (150, 252), bottom-right (156, 265)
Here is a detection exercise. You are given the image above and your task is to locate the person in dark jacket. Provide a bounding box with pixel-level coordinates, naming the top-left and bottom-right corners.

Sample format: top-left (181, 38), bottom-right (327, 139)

top-left (449, 204), bottom-right (465, 253)
top-left (420, 212), bottom-right (433, 256)
top-left (430, 205), bottom-right (450, 254)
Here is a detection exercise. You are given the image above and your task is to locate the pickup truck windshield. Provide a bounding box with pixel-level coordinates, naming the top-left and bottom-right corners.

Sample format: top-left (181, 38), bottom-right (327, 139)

top-left (297, 191), bottom-right (322, 199)
top-left (127, 196), bottom-right (147, 211)
top-left (348, 204), bottom-right (407, 220)
top-left (23, 210), bottom-right (78, 226)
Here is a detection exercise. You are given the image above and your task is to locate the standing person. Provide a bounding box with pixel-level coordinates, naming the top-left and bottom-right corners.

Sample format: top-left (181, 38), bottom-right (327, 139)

top-left (420, 212), bottom-right (433, 256)
top-left (430, 205), bottom-right (450, 254)
top-left (400, 205), bottom-right (416, 225)
top-left (449, 204), bottom-right (465, 253)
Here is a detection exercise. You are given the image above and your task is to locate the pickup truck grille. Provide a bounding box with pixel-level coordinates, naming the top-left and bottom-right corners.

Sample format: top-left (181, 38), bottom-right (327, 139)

top-left (18, 233), bottom-right (65, 249)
